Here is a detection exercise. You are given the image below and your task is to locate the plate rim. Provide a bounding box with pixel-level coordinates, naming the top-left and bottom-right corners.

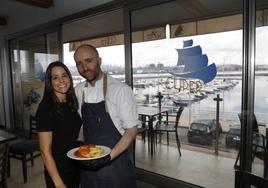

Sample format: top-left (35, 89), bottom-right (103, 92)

top-left (67, 145), bottom-right (111, 161)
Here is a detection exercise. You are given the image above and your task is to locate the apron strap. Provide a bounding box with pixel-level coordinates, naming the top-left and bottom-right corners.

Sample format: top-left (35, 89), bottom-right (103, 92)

top-left (82, 73), bottom-right (109, 113)
top-left (82, 82), bottom-right (88, 106)
top-left (103, 73), bottom-right (108, 113)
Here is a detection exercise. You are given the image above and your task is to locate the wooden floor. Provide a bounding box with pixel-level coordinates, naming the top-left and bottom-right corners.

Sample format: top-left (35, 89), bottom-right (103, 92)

top-left (7, 139), bottom-right (264, 188)
top-left (7, 157), bottom-right (46, 188)
top-left (135, 138), bottom-right (264, 188)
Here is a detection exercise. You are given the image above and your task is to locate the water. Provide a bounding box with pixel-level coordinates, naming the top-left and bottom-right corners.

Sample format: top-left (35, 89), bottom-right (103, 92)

top-left (190, 78), bottom-right (242, 121)
top-left (72, 73), bottom-right (268, 124)
top-left (136, 75), bottom-right (268, 124)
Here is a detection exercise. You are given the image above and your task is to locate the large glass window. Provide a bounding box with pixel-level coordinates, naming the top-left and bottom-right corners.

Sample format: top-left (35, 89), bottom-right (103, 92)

top-left (131, 1), bottom-right (244, 187)
top-left (10, 32), bottom-right (60, 132)
top-left (252, 0), bottom-right (268, 178)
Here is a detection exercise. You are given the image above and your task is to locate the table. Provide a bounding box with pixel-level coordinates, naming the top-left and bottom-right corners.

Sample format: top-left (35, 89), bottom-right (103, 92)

top-left (0, 129), bottom-right (16, 188)
top-left (137, 106), bottom-right (168, 157)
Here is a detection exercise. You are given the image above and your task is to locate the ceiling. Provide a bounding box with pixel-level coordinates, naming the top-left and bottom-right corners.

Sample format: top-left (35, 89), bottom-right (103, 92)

top-left (63, 0), bottom-right (245, 43)
top-left (15, 0), bottom-right (53, 8)
top-left (64, 0), bottom-right (268, 44)
top-left (62, 9), bottom-right (124, 43)
top-left (0, 0), bottom-right (53, 26)
top-left (2, 0), bottom-right (268, 43)
top-left (0, 0), bottom-right (112, 37)
top-left (131, 0), bottom-right (243, 29)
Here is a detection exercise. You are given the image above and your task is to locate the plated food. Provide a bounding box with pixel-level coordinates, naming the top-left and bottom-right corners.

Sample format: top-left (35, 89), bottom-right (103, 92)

top-left (67, 145), bottom-right (111, 160)
top-left (74, 144), bottom-right (104, 158)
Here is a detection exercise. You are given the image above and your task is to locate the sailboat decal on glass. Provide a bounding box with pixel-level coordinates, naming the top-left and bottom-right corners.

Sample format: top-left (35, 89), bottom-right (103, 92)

top-left (171, 39), bottom-right (217, 84)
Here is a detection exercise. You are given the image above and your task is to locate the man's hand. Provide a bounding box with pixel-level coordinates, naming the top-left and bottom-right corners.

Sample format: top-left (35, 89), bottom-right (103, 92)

top-left (78, 154), bottom-right (111, 170)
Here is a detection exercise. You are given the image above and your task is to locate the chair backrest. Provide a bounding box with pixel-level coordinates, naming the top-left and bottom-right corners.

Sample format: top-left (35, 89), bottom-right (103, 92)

top-left (235, 170), bottom-right (268, 188)
top-left (238, 113), bottom-right (265, 161)
top-left (29, 115), bottom-right (38, 139)
top-left (0, 143), bottom-right (8, 188)
top-left (175, 107), bottom-right (184, 128)
top-left (238, 113), bottom-right (258, 132)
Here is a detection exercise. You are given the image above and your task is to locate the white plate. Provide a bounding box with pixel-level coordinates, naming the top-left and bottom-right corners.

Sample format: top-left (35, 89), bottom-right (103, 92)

top-left (67, 145), bottom-right (111, 160)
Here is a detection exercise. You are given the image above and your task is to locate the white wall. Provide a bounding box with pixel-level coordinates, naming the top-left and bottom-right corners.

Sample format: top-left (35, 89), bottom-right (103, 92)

top-left (0, 0), bottom-right (113, 127)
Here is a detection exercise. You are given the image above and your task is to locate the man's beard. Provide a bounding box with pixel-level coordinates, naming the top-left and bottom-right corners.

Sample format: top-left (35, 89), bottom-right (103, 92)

top-left (88, 71), bottom-right (99, 82)
top-left (84, 65), bottom-right (101, 83)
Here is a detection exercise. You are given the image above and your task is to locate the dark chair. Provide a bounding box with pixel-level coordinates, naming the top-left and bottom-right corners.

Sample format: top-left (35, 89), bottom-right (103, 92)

top-left (234, 113), bottom-right (266, 169)
top-left (155, 107), bottom-right (184, 156)
top-left (0, 143), bottom-right (9, 188)
top-left (137, 117), bottom-right (156, 154)
top-left (235, 170), bottom-right (268, 188)
top-left (8, 115), bottom-right (40, 183)
top-left (137, 118), bottom-right (148, 144)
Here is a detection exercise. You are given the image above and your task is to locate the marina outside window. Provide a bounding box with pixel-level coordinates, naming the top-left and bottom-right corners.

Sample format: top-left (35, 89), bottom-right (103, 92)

top-left (130, 1), bottom-right (245, 187)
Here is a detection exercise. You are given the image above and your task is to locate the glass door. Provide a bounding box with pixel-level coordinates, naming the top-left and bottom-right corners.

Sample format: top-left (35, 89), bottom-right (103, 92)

top-left (10, 31), bottom-right (60, 133)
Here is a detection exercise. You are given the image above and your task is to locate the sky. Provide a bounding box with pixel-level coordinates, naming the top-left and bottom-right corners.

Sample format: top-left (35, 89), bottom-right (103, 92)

top-left (63, 26), bottom-right (268, 68)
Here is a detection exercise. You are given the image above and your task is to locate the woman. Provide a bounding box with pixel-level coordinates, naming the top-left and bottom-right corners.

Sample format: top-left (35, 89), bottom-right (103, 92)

top-left (36, 61), bottom-right (82, 188)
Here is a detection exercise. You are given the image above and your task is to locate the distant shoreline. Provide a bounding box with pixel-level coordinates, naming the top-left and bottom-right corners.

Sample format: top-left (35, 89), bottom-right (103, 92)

top-left (127, 71), bottom-right (268, 80)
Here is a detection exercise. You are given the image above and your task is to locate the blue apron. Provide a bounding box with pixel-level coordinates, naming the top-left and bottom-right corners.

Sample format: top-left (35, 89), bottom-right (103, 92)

top-left (80, 74), bottom-right (137, 188)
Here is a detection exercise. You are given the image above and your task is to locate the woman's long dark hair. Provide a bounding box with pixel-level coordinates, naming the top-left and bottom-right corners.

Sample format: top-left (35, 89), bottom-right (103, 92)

top-left (41, 61), bottom-right (78, 113)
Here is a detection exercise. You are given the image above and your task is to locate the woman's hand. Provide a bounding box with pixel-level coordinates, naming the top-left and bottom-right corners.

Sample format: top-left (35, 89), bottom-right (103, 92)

top-left (55, 183), bottom-right (67, 188)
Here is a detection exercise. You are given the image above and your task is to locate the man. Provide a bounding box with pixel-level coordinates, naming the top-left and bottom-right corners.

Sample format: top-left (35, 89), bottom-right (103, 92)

top-left (74, 44), bottom-right (138, 188)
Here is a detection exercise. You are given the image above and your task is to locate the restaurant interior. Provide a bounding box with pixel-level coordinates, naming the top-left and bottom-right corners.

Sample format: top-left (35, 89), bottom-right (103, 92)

top-left (1, 0), bottom-right (268, 187)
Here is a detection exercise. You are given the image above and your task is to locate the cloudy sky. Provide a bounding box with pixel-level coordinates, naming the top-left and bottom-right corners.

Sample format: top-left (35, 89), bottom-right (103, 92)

top-left (64, 26), bottom-right (268, 68)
